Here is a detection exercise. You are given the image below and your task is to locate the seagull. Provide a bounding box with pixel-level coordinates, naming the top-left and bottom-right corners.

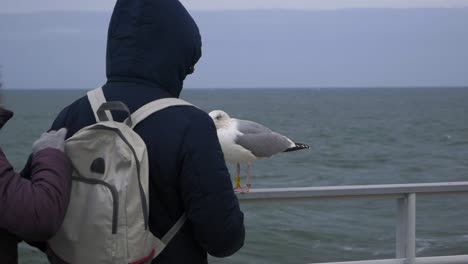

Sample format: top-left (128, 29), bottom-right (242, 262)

top-left (209, 110), bottom-right (310, 193)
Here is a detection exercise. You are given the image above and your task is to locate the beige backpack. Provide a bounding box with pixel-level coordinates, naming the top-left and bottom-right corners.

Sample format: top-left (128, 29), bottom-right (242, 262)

top-left (47, 87), bottom-right (191, 264)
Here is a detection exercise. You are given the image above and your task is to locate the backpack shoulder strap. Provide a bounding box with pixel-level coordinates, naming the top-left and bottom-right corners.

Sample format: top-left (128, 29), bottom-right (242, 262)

top-left (152, 213), bottom-right (187, 256)
top-left (162, 214), bottom-right (187, 245)
top-left (127, 98), bottom-right (194, 129)
top-left (87, 87), bottom-right (113, 122)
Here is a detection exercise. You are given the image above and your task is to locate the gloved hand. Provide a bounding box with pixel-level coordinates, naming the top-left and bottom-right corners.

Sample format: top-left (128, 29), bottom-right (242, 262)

top-left (32, 128), bottom-right (68, 154)
top-left (0, 106), bottom-right (13, 130)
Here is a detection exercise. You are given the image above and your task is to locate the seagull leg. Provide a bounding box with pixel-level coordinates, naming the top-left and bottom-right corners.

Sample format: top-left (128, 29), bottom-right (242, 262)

top-left (234, 163), bottom-right (242, 192)
top-left (236, 164), bottom-right (251, 193)
top-left (245, 164), bottom-right (251, 192)
top-left (234, 163), bottom-right (251, 193)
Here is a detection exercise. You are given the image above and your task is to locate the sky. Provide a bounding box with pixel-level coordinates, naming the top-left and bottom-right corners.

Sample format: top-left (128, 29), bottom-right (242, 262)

top-left (3, 0), bottom-right (468, 12)
top-left (1, 2), bottom-right (468, 89)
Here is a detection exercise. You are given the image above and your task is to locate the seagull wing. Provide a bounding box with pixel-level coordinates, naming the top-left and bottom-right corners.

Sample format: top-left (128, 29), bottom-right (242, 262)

top-left (235, 132), bottom-right (294, 158)
top-left (235, 119), bottom-right (272, 134)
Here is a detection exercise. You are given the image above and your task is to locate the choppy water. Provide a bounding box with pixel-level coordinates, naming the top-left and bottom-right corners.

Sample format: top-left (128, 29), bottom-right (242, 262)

top-left (1, 88), bottom-right (467, 263)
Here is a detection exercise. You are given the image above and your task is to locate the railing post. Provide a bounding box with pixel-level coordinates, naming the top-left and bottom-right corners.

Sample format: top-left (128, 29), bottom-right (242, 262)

top-left (406, 193), bottom-right (416, 264)
top-left (396, 193), bottom-right (416, 264)
top-left (396, 197), bottom-right (407, 258)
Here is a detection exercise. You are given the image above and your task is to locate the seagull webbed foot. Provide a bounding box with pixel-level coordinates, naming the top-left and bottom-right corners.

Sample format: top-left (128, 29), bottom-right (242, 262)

top-left (234, 186), bottom-right (251, 193)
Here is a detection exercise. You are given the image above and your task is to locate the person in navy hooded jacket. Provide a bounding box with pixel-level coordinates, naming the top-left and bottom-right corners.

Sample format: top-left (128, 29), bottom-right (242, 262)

top-left (21, 0), bottom-right (245, 263)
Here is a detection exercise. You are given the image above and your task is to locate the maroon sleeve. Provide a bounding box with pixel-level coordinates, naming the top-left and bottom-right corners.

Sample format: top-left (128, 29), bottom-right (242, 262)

top-left (0, 148), bottom-right (72, 242)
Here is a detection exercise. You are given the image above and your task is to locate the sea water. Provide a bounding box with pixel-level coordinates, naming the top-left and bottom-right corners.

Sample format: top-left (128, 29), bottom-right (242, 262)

top-left (1, 88), bottom-right (467, 263)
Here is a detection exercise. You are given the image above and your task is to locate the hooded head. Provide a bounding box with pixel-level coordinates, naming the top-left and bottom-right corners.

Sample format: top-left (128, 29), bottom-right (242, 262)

top-left (106, 0), bottom-right (202, 97)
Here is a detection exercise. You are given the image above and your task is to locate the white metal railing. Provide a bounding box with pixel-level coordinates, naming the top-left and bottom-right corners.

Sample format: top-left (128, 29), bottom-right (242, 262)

top-left (236, 182), bottom-right (468, 264)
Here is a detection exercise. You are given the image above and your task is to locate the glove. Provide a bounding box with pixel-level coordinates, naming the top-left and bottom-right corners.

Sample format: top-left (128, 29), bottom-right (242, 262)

top-left (32, 128), bottom-right (68, 154)
top-left (0, 106), bottom-right (13, 130)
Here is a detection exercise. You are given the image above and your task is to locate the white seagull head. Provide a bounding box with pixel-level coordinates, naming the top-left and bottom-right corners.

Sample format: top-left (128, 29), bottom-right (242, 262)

top-left (209, 110), bottom-right (231, 129)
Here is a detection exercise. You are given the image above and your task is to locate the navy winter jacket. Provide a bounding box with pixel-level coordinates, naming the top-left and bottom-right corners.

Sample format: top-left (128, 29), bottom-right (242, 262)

top-left (24, 0), bottom-right (245, 263)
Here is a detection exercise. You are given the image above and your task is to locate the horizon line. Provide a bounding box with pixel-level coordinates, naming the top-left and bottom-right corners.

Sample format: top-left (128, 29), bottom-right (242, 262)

top-left (2, 6), bottom-right (468, 15)
top-left (4, 86), bottom-right (468, 91)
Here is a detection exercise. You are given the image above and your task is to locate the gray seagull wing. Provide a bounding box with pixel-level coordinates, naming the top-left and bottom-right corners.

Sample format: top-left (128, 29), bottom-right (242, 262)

top-left (235, 119), bottom-right (272, 134)
top-left (234, 119), bottom-right (292, 158)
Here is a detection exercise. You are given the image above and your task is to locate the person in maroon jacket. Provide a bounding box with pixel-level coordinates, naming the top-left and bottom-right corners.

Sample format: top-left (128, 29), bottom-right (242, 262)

top-left (0, 106), bottom-right (72, 264)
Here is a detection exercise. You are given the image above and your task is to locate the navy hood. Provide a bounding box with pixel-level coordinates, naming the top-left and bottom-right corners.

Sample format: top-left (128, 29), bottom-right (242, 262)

top-left (106, 0), bottom-right (202, 97)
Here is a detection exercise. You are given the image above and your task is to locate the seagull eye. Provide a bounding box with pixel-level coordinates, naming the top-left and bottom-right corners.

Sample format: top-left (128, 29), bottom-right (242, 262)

top-left (216, 115), bottom-right (222, 120)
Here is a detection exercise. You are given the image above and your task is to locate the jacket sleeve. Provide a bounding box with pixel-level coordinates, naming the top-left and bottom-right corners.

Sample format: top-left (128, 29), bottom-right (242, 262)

top-left (180, 111), bottom-right (245, 258)
top-left (0, 148), bottom-right (72, 242)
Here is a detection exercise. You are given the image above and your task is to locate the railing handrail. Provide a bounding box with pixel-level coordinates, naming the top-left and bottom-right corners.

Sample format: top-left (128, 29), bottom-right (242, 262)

top-left (235, 181), bottom-right (468, 264)
top-left (310, 255), bottom-right (468, 264)
top-left (236, 181), bottom-right (468, 201)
